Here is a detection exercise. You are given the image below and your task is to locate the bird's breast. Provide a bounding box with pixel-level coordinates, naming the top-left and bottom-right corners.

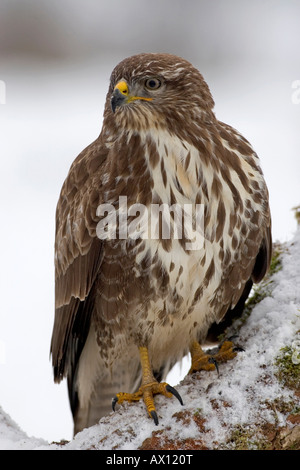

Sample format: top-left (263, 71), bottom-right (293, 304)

top-left (129, 131), bottom-right (221, 323)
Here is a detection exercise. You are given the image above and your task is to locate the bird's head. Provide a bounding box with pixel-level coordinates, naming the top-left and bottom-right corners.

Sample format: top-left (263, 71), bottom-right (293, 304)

top-left (103, 53), bottom-right (215, 133)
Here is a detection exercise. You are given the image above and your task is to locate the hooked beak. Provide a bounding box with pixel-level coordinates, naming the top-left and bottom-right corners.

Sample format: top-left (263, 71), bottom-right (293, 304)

top-left (111, 87), bottom-right (126, 113)
top-left (111, 80), bottom-right (152, 113)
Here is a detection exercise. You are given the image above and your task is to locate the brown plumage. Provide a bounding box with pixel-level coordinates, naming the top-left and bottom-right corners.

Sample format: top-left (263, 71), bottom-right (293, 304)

top-left (50, 53), bottom-right (272, 434)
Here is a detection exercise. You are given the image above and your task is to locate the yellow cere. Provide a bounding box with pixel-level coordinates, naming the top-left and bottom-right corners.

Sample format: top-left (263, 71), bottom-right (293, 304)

top-left (114, 81), bottom-right (129, 96)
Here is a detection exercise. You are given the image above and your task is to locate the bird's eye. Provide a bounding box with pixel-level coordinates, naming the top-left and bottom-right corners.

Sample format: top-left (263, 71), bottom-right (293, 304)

top-left (144, 78), bottom-right (161, 90)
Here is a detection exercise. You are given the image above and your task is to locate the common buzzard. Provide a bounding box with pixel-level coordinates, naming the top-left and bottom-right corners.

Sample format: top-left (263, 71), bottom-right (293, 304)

top-left (51, 53), bottom-right (272, 434)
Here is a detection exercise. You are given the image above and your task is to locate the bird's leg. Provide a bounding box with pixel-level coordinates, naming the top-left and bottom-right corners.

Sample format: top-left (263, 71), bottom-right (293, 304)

top-left (189, 340), bottom-right (239, 374)
top-left (112, 346), bottom-right (183, 424)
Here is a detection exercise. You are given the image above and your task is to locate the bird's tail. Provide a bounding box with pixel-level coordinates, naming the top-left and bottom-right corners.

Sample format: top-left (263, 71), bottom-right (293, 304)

top-left (73, 359), bottom-right (141, 435)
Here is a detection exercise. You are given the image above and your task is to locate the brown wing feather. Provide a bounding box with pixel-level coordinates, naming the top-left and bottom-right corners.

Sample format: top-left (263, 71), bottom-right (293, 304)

top-left (205, 120), bottom-right (272, 341)
top-left (206, 222), bottom-right (272, 343)
top-left (50, 138), bottom-right (108, 383)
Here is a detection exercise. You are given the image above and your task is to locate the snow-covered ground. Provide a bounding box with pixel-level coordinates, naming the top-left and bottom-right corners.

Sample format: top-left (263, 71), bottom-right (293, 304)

top-left (1, 228), bottom-right (299, 450)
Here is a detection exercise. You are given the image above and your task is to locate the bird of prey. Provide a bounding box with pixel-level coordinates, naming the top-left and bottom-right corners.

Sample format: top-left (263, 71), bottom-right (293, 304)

top-left (50, 53), bottom-right (272, 434)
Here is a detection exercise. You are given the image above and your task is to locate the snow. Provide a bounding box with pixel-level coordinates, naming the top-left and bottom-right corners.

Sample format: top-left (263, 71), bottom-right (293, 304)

top-left (0, 407), bottom-right (47, 450)
top-left (1, 228), bottom-right (299, 450)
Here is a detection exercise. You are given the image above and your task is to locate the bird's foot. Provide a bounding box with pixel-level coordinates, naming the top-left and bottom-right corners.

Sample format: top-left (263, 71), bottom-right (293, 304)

top-left (189, 340), bottom-right (241, 375)
top-left (112, 381), bottom-right (183, 425)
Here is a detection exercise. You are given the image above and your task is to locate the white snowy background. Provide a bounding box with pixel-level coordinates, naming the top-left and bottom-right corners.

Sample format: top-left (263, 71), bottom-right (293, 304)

top-left (0, 0), bottom-right (299, 445)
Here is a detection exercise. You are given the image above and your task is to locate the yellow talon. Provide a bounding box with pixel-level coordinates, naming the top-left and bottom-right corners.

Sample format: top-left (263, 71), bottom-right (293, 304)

top-left (189, 341), bottom-right (215, 373)
top-left (112, 347), bottom-right (183, 424)
top-left (113, 390), bottom-right (143, 405)
top-left (189, 340), bottom-right (240, 374)
top-left (215, 340), bottom-right (238, 362)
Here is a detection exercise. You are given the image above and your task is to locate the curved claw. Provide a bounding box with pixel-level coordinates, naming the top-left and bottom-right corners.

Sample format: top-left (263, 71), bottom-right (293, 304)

top-left (233, 346), bottom-right (245, 352)
top-left (112, 396), bottom-right (118, 412)
top-left (150, 410), bottom-right (159, 425)
top-left (208, 357), bottom-right (219, 376)
top-left (165, 384), bottom-right (184, 406)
